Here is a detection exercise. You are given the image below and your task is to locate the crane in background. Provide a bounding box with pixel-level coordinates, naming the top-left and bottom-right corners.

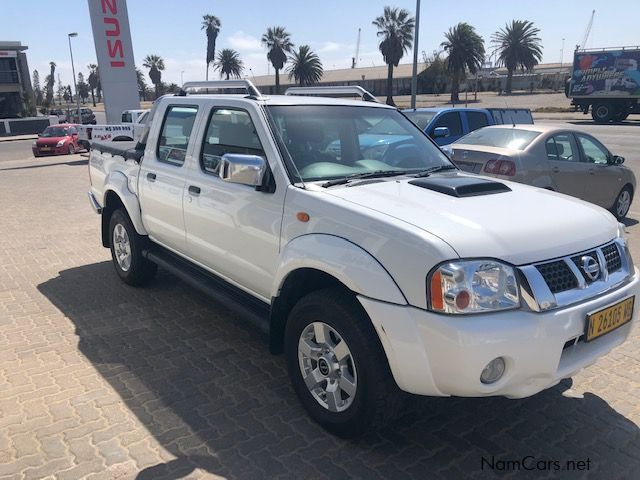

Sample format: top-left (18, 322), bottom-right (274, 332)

top-left (576, 9), bottom-right (595, 50)
top-left (351, 28), bottom-right (361, 69)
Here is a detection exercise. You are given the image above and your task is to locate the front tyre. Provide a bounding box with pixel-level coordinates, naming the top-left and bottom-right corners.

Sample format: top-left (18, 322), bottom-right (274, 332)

top-left (109, 209), bottom-right (157, 286)
top-left (284, 288), bottom-right (400, 438)
top-left (611, 186), bottom-right (633, 220)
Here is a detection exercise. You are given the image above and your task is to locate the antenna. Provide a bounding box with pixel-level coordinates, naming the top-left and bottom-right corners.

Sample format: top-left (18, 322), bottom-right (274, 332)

top-left (351, 28), bottom-right (361, 69)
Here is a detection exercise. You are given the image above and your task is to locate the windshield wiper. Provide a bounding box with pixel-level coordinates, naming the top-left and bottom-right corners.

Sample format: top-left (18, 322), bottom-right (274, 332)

top-left (413, 164), bottom-right (457, 178)
top-left (322, 170), bottom-right (409, 188)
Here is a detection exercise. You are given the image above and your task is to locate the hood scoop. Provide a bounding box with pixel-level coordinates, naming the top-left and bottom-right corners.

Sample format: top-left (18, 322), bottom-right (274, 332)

top-left (408, 176), bottom-right (511, 197)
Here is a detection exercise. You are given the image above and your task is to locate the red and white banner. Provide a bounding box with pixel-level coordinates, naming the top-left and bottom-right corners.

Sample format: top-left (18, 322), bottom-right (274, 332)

top-left (88, 0), bottom-right (140, 124)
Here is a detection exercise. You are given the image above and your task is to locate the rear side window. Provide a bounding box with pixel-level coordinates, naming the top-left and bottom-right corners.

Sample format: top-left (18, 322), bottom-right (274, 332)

top-left (546, 133), bottom-right (577, 162)
top-left (466, 112), bottom-right (489, 132)
top-left (200, 108), bottom-right (264, 175)
top-left (431, 112), bottom-right (462, 137)
top-left (157, 105), bottom-right (198, 166)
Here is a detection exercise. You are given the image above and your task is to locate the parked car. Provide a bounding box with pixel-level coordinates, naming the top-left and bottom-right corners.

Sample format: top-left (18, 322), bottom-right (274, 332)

top-left (449, 125), bottom-right (636, 219)
top-left (88, 81), bottom-right (638, 438)
top-left (32, 124), bottom-right (84, 157)
top-left (48, 108), bottom-right (67, 122)
top-left (69, 107), bottom-right (96, 125)
top-left (403, 107), bottom-right (533, 145)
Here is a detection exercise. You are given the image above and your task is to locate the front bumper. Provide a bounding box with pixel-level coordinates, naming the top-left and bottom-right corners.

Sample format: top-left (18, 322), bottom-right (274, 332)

top-left (33, 146), bottom-right (68, 156)
top-left (358, 268), bottom-right (639, 398)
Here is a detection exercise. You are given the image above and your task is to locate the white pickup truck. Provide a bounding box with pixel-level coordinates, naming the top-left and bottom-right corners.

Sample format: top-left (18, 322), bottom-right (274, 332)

top-left (78, 109), bottom-right (149, 150)
top-left (88, 80), bottom-right (638, 437)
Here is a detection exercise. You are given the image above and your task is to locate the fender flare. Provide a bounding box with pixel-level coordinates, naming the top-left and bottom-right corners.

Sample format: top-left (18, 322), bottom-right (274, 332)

top-left (102, 171), bottom-right (147, 236)
top-left (272, 234), bottom-right (406, 305)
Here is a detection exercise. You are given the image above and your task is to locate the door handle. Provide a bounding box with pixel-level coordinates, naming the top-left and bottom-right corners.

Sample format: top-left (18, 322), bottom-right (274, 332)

top-left (188, 185), bottom-right (201, 195)
top-left (552, 167), bottom-right (560, 173)
top-left (146, 172), bottom-right (156, 182)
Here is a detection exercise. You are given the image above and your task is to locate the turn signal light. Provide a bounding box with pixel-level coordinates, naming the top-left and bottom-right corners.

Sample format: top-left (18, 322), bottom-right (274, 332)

top-left (484, 159), bottom-right (516, 176)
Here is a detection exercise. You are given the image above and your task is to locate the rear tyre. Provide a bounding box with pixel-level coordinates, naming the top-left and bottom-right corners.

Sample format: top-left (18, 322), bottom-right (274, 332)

top-left (591, 102), bottom-right (613, 123)
top-left (108, 209), bottom-right (157, 286)
top-left (284, 288), bottom-right (401, 438)
top-left (611, 186), bottom-right (633, 220)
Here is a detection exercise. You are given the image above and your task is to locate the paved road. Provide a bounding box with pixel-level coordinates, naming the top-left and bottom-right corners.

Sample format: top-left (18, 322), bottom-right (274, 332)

top-left (0, 125), bottom-right (639, 479)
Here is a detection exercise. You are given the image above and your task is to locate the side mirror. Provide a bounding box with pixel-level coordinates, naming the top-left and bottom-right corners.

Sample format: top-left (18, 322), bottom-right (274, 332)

top-left (433, 126), bottom-right (450, 138)
top-left (440, 145), bottom-right (454, 158)
top-left (612, 155), bottom-right (625, 165)
top-left (220, 154), bottom-right (267, 187)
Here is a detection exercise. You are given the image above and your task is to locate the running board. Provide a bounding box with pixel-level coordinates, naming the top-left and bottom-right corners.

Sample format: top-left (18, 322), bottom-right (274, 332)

top-left (142, 246), bottom-right (270, 336)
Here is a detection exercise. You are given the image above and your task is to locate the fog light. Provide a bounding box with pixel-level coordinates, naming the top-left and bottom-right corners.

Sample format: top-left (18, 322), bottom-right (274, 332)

top-left (480, 357), bottom-right (505, 384)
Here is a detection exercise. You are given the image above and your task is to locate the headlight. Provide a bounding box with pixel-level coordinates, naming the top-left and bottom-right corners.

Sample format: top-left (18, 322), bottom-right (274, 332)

top-left (56, 140), bottom-right (65, 147)
top-left (428, 259), bottom-right (520, 314)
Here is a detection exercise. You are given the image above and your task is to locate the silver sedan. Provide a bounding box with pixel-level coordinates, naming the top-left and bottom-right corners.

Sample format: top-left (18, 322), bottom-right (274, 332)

top-left (449, 125), bottom-right (636, 219)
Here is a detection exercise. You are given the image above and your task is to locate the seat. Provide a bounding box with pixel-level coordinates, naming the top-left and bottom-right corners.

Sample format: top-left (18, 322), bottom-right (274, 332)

top-left (546, 141), bottom-right (564, 160)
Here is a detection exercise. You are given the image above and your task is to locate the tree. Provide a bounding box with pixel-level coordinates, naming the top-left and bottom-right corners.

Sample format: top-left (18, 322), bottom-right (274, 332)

top-left (214, 49), bottom-right (243, 80)
top-left (372, 6), bottom-right (415, 106)
top-left (143, 54), bottom-right (165, 99)
top-left (417, 51), bottom-right (447, 95)
top-left (441, 22), bottom-right (485, 102)
top-left (136, 68), bottom-right (149, 100)
top-left (32, 70), bottom-right (43, 106)
top-left (261, 26), bottom-right (294, 94)
top-left (88, 64), bottom-right (99, 106)
top-left (492, 20), bottom-right (543, 94)
top-left (287, 45), bottom-right (323, 86)
top-left (77, 73), bottom-right (90, 104)
top-left (44, 62), bottom-right (56, 106)
top-left (202, 14), bottom-right (221, 81)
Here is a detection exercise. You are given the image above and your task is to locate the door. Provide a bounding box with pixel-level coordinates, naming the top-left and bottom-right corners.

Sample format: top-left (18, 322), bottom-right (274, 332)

top-left (545, 132), bottom-right (588, 199)
top-left (575, 133), bottom-right (622, 208)
top-left (428, 111), bottom-right (463, 145)
top-left (183, 104), bottom-right (285, 299)
top-left (139, 104), bottom-right (199, 252)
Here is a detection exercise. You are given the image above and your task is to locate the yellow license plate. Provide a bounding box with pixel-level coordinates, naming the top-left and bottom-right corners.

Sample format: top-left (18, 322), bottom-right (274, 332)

top-left (41, 147), bottom-right (51, 151)
top-left (585, 296), bottom-right (634, 342)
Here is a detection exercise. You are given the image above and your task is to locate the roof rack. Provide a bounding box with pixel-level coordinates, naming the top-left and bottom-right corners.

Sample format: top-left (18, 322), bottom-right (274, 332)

top-left (179, 80), bottom-right (263, 99)
top-left (284, 86), bottom-right (378, 102)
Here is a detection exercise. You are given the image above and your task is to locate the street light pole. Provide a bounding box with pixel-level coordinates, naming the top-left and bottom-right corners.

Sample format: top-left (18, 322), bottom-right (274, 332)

top-left (181, 70), bottom-right (185, 86)
top-left (410, 0), bottom-right (421, 109)
top-left (67, 32), bottom-right (80, 123)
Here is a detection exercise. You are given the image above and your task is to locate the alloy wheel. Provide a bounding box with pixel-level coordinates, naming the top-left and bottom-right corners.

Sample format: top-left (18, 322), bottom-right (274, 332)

top-left (113, 223), bottom-right (132, 272)
top-left (617, 190), bottom-right (631, 218)
top-left (298, 322), bottom-right (358, 413)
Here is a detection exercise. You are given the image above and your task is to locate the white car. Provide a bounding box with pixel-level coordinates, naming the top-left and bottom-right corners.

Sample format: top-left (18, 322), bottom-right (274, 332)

top-left (87, 81), bottom-right (639, 438)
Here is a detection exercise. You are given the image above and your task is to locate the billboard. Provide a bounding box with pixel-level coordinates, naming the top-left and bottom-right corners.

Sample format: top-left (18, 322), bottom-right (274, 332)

top-left (88, 0), bottom-right (140, 124)
top-left (571, 49), bottom-right (640, 98)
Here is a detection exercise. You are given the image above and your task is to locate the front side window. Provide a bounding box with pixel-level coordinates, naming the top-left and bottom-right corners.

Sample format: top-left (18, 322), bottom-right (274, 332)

top-left (157, 105), bottom-right (198, 166)
top-left (546, 133), bottom-right (577, 162)
top-left (267, 105), bottom-right (451, 182)
top-left (577, 134), bottom-right (609, 164)
top-left (200, 108), bottom-right (265, 175)
top-left (430, 112), bottom-right (462, 137)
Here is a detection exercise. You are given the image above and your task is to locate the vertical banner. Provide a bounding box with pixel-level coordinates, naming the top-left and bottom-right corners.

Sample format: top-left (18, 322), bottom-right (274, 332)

top-left (88, 0), bottom-right (140, 124)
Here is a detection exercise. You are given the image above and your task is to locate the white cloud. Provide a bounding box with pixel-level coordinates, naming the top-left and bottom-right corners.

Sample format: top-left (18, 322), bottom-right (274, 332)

top-left (226, 31), bottom-right (263, 53)
top-left (318, 41), bottom-right (342, 53)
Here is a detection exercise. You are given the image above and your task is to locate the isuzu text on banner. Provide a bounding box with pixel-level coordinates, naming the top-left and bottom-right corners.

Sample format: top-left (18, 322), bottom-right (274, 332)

top-left (88, 0), bottom-right (140, 124)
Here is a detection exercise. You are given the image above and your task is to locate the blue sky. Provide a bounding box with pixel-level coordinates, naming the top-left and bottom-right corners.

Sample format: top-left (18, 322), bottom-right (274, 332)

top-left (3, 0), bottom-right (639, 88)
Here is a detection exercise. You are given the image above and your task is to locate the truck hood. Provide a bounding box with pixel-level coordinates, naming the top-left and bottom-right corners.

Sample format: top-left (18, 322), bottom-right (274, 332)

top-left (323, 174), bottom-right (618, 265)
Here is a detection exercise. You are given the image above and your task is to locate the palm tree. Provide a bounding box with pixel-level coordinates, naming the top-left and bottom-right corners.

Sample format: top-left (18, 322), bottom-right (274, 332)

top-left (372, 6), bottom-right (415, 106)
top-left (142, 54), bottom-right (165, 99)
top-left (441, 23), bottom-right (485, 103)
top-left (87, 64), bottom-right (99, 106)
top-left (287, 45), bottom-right (323, 86)
top-left (136, 68), bottom-right (149, 100)
top-left (202, 14), bottom-right (221, 81)
top-left (214, 49), bottom-right (243, 80)
top-left (45, 62), bottom-right (56, 106)
top-left (492, 20), bottom-right (543, 94)
top-left (261, 26), bottom-right (294, 94)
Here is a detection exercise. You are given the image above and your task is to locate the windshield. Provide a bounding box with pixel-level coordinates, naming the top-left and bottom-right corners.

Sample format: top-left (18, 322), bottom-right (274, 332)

top-left (456, 128), bottom-right (540, 150)
top-left (266, 105), bottom-right (452, 182)
top-left (41, 127), bottom-right (69, 137)
top-left (403, 111), bottom-right (437, 130)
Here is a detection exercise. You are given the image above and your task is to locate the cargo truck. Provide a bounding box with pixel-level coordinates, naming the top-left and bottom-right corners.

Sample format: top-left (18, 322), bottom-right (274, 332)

top-left (567, 46), bottom-right (640, 123)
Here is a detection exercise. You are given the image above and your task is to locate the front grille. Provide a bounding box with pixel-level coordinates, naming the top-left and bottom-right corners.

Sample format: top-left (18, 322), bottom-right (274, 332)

top-left (536, 260), bottom-right (578, 293)
top-left (602, 243), bottom-right (622, 272)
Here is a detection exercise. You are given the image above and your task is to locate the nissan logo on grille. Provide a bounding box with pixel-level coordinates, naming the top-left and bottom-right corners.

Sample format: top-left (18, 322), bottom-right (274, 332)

top-left (581, 255), bottom-right (601, 281)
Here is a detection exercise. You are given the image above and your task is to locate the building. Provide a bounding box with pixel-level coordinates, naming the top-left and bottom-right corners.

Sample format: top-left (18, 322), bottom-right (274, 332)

top-left (0, 41), bottom-right (35, 118)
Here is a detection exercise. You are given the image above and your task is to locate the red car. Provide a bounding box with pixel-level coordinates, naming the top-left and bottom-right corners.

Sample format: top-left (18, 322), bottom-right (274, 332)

top-left (32, 124), bottom-right (83, 157)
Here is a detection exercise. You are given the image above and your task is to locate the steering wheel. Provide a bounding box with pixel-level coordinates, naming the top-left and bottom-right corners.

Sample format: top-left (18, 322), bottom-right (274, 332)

top-left (381, 139), bottom-right (424, 168)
